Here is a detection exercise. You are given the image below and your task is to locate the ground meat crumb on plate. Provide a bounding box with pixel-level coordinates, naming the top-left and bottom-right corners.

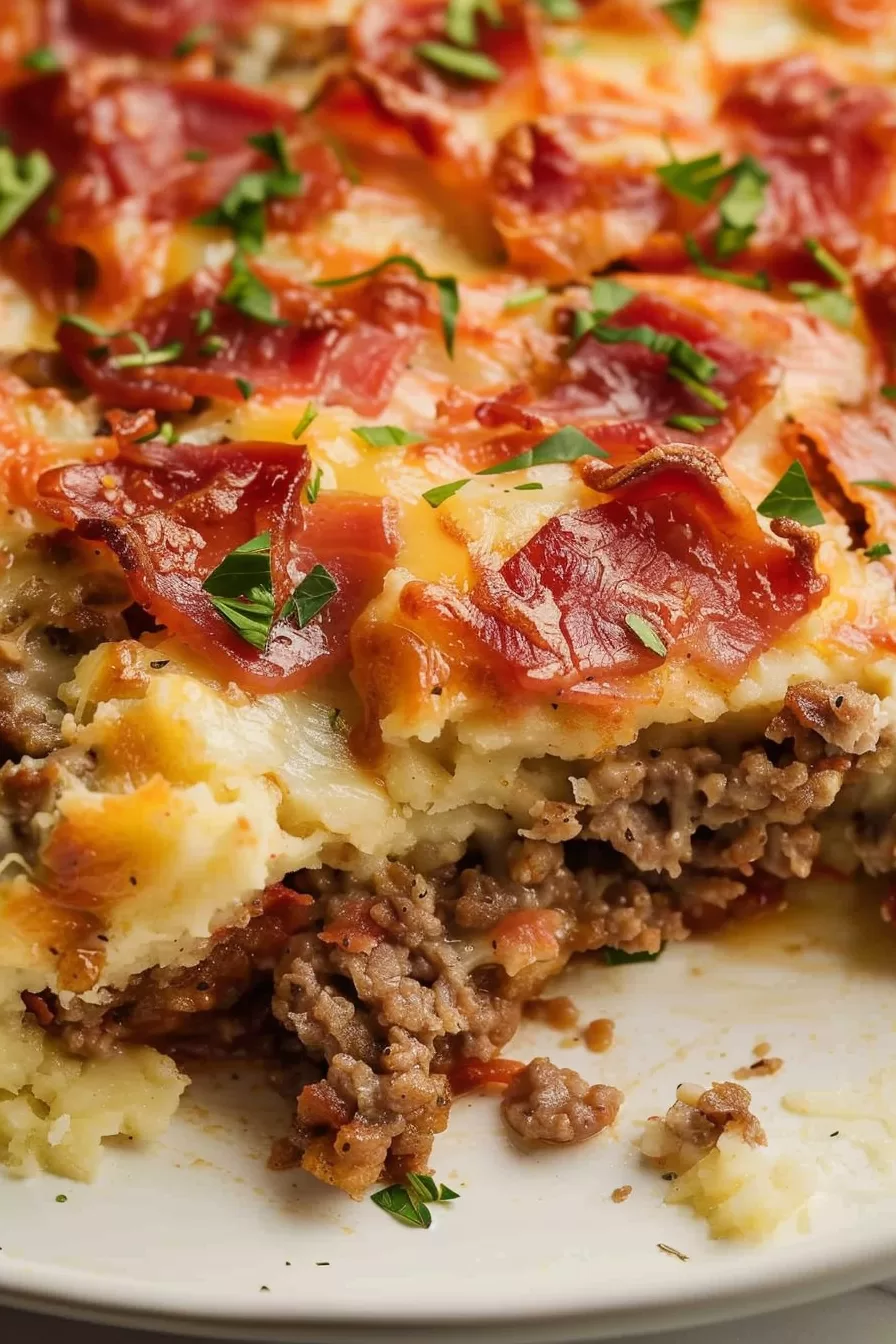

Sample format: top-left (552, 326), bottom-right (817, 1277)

top-left (500, 1056), bottom-right (623, 1144)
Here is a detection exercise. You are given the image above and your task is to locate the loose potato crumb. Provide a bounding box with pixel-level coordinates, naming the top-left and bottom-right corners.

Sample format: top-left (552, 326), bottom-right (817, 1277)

top-left (734, 1057), bottom-right (784, 1079)
top-left (611, 1184), bottom-right (632, 1203)
top-left (583, 1018), bottom-right (615, 1053)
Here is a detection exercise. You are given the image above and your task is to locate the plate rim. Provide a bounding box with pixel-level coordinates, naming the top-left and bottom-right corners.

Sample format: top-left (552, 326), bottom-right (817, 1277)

top-left (1, 1217), bottom-right (895, 1342)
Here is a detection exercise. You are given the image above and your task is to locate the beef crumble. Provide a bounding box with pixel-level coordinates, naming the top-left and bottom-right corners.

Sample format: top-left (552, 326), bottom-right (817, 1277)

top-left (22, 679), bottom-right (895, 1196)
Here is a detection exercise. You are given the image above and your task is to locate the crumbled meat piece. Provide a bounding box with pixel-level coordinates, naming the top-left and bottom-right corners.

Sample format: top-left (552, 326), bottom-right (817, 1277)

top-left (639, 1081), bottom-right (766, 1173)
top-left (611, 1185), bottom-right (632, 1203)
top-left (734, 1057), bottom-right (784, 1079)
top-left (767, 681), bottom-right (883, 759)
top-left (500, 1056), bottom-right (623, 1144)
top-left (519, 799), bottom-right (582, 843)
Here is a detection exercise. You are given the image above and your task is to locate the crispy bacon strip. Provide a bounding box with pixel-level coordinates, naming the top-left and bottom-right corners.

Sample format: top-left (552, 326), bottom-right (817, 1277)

top-left (36, 439), bottom-right (400, 691)
top-left (393, 446), bottom-right (826, 704)
top-left (52, 0), bottom-right (258, 60)
top-left (56, 259), bottom-right (424, 414)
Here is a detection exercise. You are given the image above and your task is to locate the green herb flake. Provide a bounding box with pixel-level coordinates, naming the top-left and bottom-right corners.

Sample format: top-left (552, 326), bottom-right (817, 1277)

top-left (503, 286), bottom-right (549, 311)
top-left (423, 425), bottom-right (607, 507)
top-left (58, 314), bottom-right (111, 338)
top-left (195, 130), bottom-right (302, 253)
top-left (605, 945), bottom-right (664, 965)
top-left (788, 282), bottom-right (854, 329)
top-left (445, 0), bottom-right (502, 48)
top-left (757, 461), bottom-right (824, 526)
top-left (624, 612), bottom-right (667, 658)
top-left (316, 254), bottom-right (460, 356)
top-left (174, 23), bottom-right (217, 58)
top-left (536, 0), bottom-right (582, 19)
top-left (184, 148), bottom-right (209, 163)
top-left (804, 237), bottom-right (850, 286)
top-left (406, 1172), bottom-right (459, 1203)
top-left (865, 542), bottom-right (892, 561)
top-left (513, 482), bottom-right (544, 490)
top-left (55, 1193), bottom-right (68, 1203)
top-left (306, 465), bottom-right (323, 504)
top-left (222, 253), bottom-right (287, 326)
top-left (853, 478), bottom-right (895, 492)
top-left (353, 424), bottom-right (425, 447)
top-left (590, 277), bottom-right (635, 318)
top-left (684, 234), bottom-right (770, 292)
top-left (111, 339), bottom-right (184, 370)
top-left (660, 0), bottom-right (702, 36)
top-left (235, 377), bottom-right (254, 400)
top-left (371, 1185), bottom-right (432, 1228)
top-left (200, 335), bottom-right (226, 356)
top-left (664, 413), bottom-right (719, 433)
top-left (159, 421), bottom-right (178, 445)
top-left (194, 308), bottom-right (214, 335)
top-left (287, 563), bottom-right (338, 629)
top-left (415, 41), bottom-right (502, 82)
top-left (22, 46), bottom-right (62, 73)
top-left (714, 155), bottom-right (770, 258)
top-left (293, 404), bottom-right (318, 439)
top-left (881, 385), bottom-right (896, 402)
top-left (585, 319), bottom-right (724, 409)
top-left (657, 149), bottom-right (725, 205)
top-left (0, 146), bottom-right (55, 239)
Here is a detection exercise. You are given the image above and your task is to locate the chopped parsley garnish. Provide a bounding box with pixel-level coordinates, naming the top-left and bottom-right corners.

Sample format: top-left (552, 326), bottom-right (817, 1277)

top-left (286, 564), bottom-right (338, 628)
top-left (55, 1193), bottom-right (68, 1203)
top-left (664, 413), bottom-right (719, 433)
top-left (371, 1174), bottom-right (459, 1228)
top-left (788, 238), bottom-right (854, 327)
top-left (589, 276), bottom-right (635, 318)
top-left (58, 314), bottom-right (111, 338)
top-left (316, 255), bottom-right (460, 356)
top-left (203, 534), bottom-right (337, 648)
top-left (423, 425), bottom-right (607, 508)
top-left (353, 425), bottom-right (425, 447)
top-left (292, 404), bottom-right (318, 439)
top-left (221, 252), bottom-right (287, 326)
top-left (757, 461), bottom-right (824, 526)
top-left (306, 466), bottom-right (323, 504)
top-left (853, 478), bottom-right (895, 491)
top-left (513, 481), bottom-right (544, 490)
top-left (657, 149), bottom-right (769, 259)
top-left (22, 46), bottom-right (62, 73)
top-left (605, 946), bottom-right (664, 965)
top-left (536, 0), bottom-right (582, 19)
top-left (110, 336), bottom-right (184, 370)
top-left (660, 0), bottom-right (702, 35)
top-left (184, 148), bottom-right (209, 162)
top-left (684, 234), bottom-right (770, 292)
top-left (199, 335), bottom-right (226, 356)
top-left (882, 385), bottom-right (896, 402)
top-left (788, 282), bottom-right (854, 329)
top-left (195, 308), bottom-right (214, 336)
top-left (865, 542), bottom-right (892, 560)
top-left (445, 0), bottom-right (502, 48)
top-left (195, 128), bottom-right (302, 253)
top-left (624, 612), bottom-right (667, 658)
top-left (158, 421), bottom-right (178, 445)
top-left (0, 146), bottom-right (54, 239)
top-left (582, 320), bottom-right (726, 411)
top-left (714, 156), bottom-right (769, 257)
top-left (415, 41), bottom-right (502, 82)
top-left (503, 286), bottom-right (549, 311)
top-left (173, 24), bottom-right (217, 57)
top-left (235, 377), bottom-right (253, 400)
top-left (804, 237), bottom-right (850, 287)
top-left (657, 150), bottom-right (724, 205)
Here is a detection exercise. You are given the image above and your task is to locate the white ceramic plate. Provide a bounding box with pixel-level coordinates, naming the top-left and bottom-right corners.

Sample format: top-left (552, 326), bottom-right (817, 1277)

top-left (2, 878), bottom-right (896, 1342)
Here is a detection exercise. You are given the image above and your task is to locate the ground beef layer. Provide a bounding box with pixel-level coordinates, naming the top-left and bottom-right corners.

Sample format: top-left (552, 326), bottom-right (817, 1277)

top-left (32, 679), bottom-right (893, 1195)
